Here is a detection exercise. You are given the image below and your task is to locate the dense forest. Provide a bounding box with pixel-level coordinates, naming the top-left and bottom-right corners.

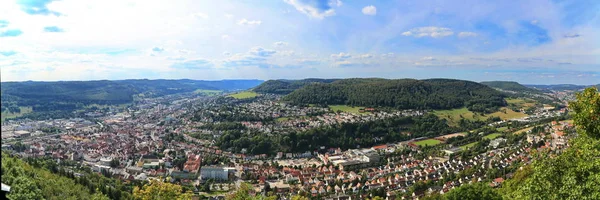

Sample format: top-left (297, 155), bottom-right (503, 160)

top-left (252, 79), bottom-right (339, 94)
top-left (216, 114), bottom-right (461, 155)
top-left (0, 79), bottom-right (263, 118)
top-left (480, 81), bottom-right (543, 94)
top-left (279, 78), bottom-right (507, 113)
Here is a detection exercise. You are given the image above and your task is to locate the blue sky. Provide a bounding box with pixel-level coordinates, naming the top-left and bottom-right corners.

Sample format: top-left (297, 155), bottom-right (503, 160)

top-left (0, 0), bottom-right (599, 84)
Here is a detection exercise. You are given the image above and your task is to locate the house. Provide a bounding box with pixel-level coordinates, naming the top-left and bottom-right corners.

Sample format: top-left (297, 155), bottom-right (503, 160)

top-left (200, 166), bottom-right (232, 181)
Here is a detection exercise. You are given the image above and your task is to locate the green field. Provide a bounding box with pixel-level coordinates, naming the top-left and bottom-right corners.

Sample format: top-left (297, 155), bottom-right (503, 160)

top-left (506, 98), bottom-right (537, 109)
top-left (194, 89), bottom-right (222, 96)
top-left (328, 105), bottom-right (366, 114)
top-left (497, 127), bottom-right (509, 132)
top-left (461, 142), bottom-right (478, 150)
top-left (228, 91), bottom-right (258, 99)
top-left (276, 117), bottom-right (290, 122)
top-left (414, 139), bottom-right (442, 147)
top-left (484, 133), bottom-right (502, 140)
top-left (1, 106), bottom-right (33, 122)
top-left (433, 107), bottom-right (527, 126)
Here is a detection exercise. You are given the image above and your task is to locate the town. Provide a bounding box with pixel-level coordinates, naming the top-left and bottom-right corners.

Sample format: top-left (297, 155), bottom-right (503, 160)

top-left (1, 89), bottom-right (574, 199)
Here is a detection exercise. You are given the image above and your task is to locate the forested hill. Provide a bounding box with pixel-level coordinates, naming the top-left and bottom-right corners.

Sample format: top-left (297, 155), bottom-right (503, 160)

top-left (1, 79), bottom-right (263, 115)
top-left (481, 81), bottom-right (542, 93)
top-left (283, 78), bottom-right (507, 113)
top-left (252, 79), bottom-right (339, 94)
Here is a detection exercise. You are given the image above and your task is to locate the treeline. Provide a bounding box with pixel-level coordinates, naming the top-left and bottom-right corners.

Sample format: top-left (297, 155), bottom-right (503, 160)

top-left (217, 114), bottom-right (461, 155)
top-left (481, 81), bottom-right (543, 94)
top-left (280, 78), bottom-right (507, 113)
top-left (1, 79), bottom-right (264, 118)
top-left (252, 79), bottom-right (339, 94)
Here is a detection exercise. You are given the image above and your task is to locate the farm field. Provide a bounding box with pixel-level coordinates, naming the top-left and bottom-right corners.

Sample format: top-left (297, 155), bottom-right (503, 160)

top-left (497, 127), bottom-right (509, 132)
top-left (514, 127), bottom-right (534, 135)
top-left (413, 139), bottom-right (442, 147)
top-left (194, 89), bottom-right (222, 96)
top-left (228, 91), bottom-right (258, 99)
top-left (484, 133), bottom-right (502, 140)
top-left (276, 117), bottom-right (290, 122)
top-left (1, 106), bottom-right (33, 122)
top-left (328, 105), bottom-right (366, 114)
top-left (433, 107), bottom-right (527, 126)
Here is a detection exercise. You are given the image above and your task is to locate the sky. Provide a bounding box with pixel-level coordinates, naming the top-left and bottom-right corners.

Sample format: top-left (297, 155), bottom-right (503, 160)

top-left (0, 0), bottom-right (599, 84)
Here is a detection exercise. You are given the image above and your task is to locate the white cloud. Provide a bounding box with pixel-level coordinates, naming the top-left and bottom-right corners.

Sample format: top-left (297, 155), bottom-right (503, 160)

top-left (238, 18), bottom-right (262, 26)
top-left (331, 52), bottom-right (351, 60)
top-left (274, 41), bottom-right (288, 47)
top-left (458, 32), bottom-right (478, 38)
top-left (284, 0), bottom-right (341, 19)
top-left (224, 13), bottom-right (234, 18)
top-left (221, 34), bottom-right (230, 40)
top-left (192, 12), bottom-right (208, 19)
top-left (402, 26), bottom-right (454, 38)
top-left (358, 54), bottom-right (372, 58)
top-left (222, 51), bottom-right (231, 56)
top-left (362, 5), bottom-right (376, 16)
top-left (531, 20), bottom-right (539, 25)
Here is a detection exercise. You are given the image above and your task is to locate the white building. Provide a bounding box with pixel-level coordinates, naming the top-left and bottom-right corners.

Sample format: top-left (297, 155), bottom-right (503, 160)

top-left (200, 166), bottom-right (233, 181)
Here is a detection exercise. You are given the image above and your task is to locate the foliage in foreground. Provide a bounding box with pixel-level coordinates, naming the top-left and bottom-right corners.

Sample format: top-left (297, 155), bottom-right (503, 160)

top-left (499, 87), bottom-right (600, 199)
top-left (132, 178), bottom-right (194, 200)
top-left (1, 153), bottom-right (110, 200)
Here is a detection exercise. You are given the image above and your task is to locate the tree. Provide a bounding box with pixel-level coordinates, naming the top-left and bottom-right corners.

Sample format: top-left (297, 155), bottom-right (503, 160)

top-left (443, 183), bottom-right (502, 200)
top-left (133, 178), bottom-right (193, 200)
top-left (291, 195), bottom-right (309, 200)
top-left (500, 87), bottom-right (600, 199)
top-left (110, 159), bottom-right (120, 168)
top-left (7, 176), bottom-right (44, 200)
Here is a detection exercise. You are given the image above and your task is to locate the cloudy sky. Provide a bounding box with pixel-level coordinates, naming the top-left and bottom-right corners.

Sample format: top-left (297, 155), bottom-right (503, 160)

top-left (0, 0), bottom-right (599, 84)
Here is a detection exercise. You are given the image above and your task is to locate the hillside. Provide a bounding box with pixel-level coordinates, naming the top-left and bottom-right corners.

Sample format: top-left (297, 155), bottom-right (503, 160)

top-left (481, 81), bottom-right (542, 93)
top-left (283, 78), bottom-right (507, 113)
top-left (0, 79), bottom-right (263, 117)
top-left (252, 78), bottom-right (339, 94)
top-left (525, 84), bottom-right (592, 91)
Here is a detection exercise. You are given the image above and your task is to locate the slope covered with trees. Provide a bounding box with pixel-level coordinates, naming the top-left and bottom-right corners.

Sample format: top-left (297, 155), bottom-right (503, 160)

top-left (283, 78), bottom-right (507, 113)
top-left (481, 81), bottom-right (542, 94)
top-left (0, 79), bottom-right (263, 118)
top-left (252, 79), bottom-right (339, 94)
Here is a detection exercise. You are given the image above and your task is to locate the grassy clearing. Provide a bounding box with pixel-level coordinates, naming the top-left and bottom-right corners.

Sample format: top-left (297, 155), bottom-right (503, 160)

top-left (414, 139), bottom-right (442, 147)
top-left (461, 142), bottom-right (478, 150)
top-left (433, 107), bottom-right (527, 126)
top-left (497, 127), bottom-right (509, 132)
top-left (194, 89), bottom-right (222, 96)
top-left (484, 133), bottom-right (502, 140)
top-left (328, 105), bottom-right (366, 114)
top-left (1, 106), bottom-right (33, 122)
top-left (515, 127), bottom-right (534, 135)
top-left (276, 117), bottom-right (290, 122)
top-left (228, 91), bottom-right (258, 99)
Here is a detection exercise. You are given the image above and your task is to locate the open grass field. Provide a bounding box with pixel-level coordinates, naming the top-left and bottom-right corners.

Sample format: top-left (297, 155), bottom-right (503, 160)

top-left (514, 127), bottom-right (534, 135)
top-left (228, 91), bottom-right (258, 99)
top-left (194, 89), bottom-right (222, 96)
top-left (497, 127), bottom-right (509, 132)
top-left (1, 106), bottom-right (33, 122)
top-left (276, 117), bottom-right (290, 122)
top-left (414, 139), bottom-right (442, 147)
top-left (484, 133), bottom-right (502, 140)
top-left (433, 107), bottom-right (527, 126)
top-left (461, 142), bottom-right (478, 150)
top-left (328, 105), bottom-right (366, 114)
top-left (506, 98), bottom-right (537, 109)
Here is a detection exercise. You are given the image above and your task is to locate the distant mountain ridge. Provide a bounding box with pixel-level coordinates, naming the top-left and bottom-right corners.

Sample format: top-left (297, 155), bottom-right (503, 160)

top-left (1, 79), bottom-right (264, 116)
top-left (480, 81), bottom-right (542, 93)
top-left (524, 84), bottom-right (596, 91)
top-left (252, 78), bottom-right (339, 94)
top-left (258, 78), bottom-right (507, 113)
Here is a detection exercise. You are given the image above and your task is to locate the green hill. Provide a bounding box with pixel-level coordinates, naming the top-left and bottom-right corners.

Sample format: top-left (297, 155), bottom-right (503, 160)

top-left (252, 79), bottom-right (339, 94)
top-left (1, 79), bottom-right (263, 118)
top-left (282, 78), bottom-right (507, 113)
top-left (481, 81), bottom-right (542, 93)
